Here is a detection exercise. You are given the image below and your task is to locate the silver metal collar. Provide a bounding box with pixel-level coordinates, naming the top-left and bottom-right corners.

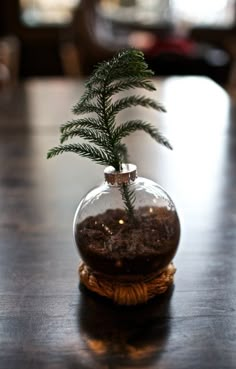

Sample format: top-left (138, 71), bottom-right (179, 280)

top-left (104, 164), bottom-right (137, 185)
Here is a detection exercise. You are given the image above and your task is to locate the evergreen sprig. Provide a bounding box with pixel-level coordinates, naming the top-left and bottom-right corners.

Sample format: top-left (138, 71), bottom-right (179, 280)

top-left (47, 49), bottom-right (172, 216)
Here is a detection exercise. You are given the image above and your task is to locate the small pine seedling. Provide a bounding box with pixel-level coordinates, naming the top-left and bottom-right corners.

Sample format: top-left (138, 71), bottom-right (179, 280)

top-left (47, 49), bottom-right (172, 218)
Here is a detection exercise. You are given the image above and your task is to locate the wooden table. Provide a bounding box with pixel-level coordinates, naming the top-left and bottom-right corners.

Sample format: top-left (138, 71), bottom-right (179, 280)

top-left (0, 77), bottom-right (235, 369)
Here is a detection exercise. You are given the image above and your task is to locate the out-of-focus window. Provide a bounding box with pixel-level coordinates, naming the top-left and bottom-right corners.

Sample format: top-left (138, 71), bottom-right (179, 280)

top-left (172, 0), bottom-right (235, 27)
top-left (99, 0), bottom-right (171, 25)
top-left (99, 0), bottom-right (235, 28)
top-left (20, 0), bottom-right (80, 26)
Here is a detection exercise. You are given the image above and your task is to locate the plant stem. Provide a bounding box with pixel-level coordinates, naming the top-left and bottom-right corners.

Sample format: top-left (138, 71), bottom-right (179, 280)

top-left (101, 80), bottom-right (120, 171)
top-left (119, 183), bottom-right (136, 220)
top-left (101, 61), bottom-right (136, 218)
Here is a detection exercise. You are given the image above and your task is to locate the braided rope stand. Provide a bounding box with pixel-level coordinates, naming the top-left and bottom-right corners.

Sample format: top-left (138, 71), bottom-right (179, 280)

top-left (79, 262), bottom-right (176, 305)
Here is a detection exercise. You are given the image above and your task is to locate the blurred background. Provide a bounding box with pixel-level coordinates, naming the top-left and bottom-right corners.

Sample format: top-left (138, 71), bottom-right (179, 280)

top-left (1, 0), bottom-right (236, 90)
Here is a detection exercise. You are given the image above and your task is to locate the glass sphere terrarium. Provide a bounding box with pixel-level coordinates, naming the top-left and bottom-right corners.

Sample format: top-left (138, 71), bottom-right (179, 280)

top-left (74, 164), bottom-right (180, 279)
top-left (47, 49), bottom-right (181, 304)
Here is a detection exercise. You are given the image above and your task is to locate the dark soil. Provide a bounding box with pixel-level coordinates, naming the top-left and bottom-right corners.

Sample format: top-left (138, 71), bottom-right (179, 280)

top-left (75, 206), bottom-right (180, 277)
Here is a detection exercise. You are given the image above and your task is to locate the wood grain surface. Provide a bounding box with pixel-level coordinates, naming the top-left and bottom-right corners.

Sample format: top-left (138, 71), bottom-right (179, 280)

top-left (0, 77), bottom-right (235, 369)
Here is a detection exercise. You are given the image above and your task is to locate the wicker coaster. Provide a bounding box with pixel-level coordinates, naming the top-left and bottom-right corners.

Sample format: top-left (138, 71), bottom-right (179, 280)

top-left (79, 263), bottom-right (176, 305)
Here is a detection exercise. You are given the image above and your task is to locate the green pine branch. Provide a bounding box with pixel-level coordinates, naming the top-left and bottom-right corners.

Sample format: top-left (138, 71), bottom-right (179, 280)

top-left (110, 95), bottom-right (166, 117)
top-left (60, 118), bottom-right (103, 133)
top-left (107, 78), bottom-right (156, 96)
top-left (60, 127), bottom-right (111, 151)
top-left (47, 49), bottom-right (172, 217)
top-left (79, 78), bottom-right (156, 106)
top-left (47, 143), bottom-right (112, 166)
top-left (72, 102), bottom-right (101, 116)
top-left (114, 120), bottom-right (172, 150)
top-left (85, 49), bottom-right (154, 88)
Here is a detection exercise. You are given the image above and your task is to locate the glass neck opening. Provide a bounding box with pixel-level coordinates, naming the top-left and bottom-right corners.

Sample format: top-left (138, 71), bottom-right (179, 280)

top-left (104, 164), bottom-right (137, 185)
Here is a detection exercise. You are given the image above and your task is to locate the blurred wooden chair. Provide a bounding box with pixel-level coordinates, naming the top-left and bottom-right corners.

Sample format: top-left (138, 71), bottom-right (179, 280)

top-left (0, 36), bottom-right (20, 89)
top-left (60, 0), bottom-right (117, 76)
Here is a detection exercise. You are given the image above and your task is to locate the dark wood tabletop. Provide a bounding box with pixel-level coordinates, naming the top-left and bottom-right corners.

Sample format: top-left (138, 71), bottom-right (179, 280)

top-left (0, 77), bottom-right (236, 369)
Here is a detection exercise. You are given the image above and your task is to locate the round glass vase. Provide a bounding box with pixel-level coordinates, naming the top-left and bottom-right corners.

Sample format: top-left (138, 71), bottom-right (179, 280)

top-left (74, 164), bottom-right (180, 304)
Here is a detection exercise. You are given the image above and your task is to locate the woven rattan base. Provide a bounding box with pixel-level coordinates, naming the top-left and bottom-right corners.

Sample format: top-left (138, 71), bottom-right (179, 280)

top-left (79, 263), bottom-right (176, 305)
